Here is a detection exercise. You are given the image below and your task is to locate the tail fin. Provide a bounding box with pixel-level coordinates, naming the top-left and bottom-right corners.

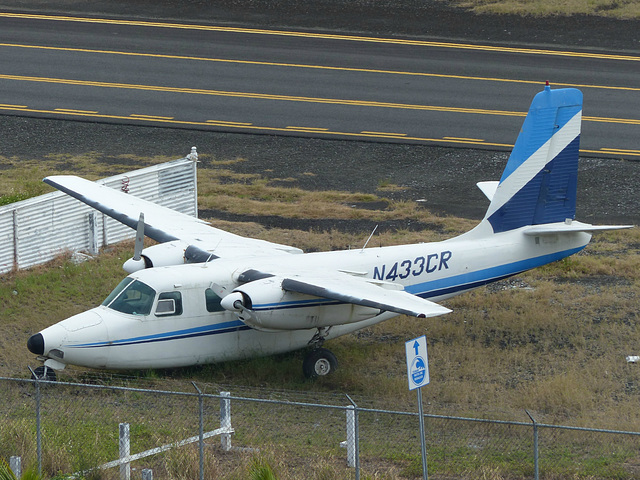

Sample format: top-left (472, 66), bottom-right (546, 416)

top-left (483, 84), bottom-right (583, 233)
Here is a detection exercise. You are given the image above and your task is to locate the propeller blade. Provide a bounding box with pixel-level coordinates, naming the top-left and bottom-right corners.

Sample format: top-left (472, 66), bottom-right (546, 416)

top-left (133, 212), bottom-right (145, 261)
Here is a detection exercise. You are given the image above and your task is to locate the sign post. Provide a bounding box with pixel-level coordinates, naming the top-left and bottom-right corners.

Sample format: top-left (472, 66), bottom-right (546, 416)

top-left (406, 335), bottom-right (429, 480)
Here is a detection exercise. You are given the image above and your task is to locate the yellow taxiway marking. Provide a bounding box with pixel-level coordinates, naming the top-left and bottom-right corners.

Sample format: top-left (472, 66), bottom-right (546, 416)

top-left (444, 136), bottom-right (484, 142)
top-left (129, 113), bottom-right (174, 120)
top-left (2, 13), bottom-right (639, 62)
top-left (286, 126), bottom-right (329, 131)
top-left (1, 73), bottom-right (637, 126)
top-left (361, 131), bottom-right (407, 137)
top-left (0, 103), bottom-right (27, 108)
top-left (0, 102), bottom-right (513, 147)
top-left (600, 148), bottom-right (640, 154)
top-left (206, 120), bottom-right (253, 126)
top-left (55, 108), bottom-right (98, 114)
top-left (1, 42), bottom-right (639, 94)
top-left (2, 102), bottom-right (637, 156)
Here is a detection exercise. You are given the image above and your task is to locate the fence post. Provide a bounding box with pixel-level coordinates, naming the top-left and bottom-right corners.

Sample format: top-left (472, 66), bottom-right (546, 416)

top-left (345, 395), bottom-right (360, 480)
top-left (88, 212), bottom-right (98, 255)
top-left (119, 423), bottom-right (131, 480)
top-left (9, 456), bottom-right (21, 478)
top-left (192, 382), bottom-right (204, 480)
top-left (526, 410), bottom-right (539, 480)
top-left (345, 406), bottom-right (356, 468)
top-left (31, 371), bottom-right (42, 477)
top-left (220, 391), bottom-right (232, 451)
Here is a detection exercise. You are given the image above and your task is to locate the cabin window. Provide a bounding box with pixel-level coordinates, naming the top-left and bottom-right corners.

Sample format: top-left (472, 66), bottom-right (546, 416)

top-left (156, 292), bottom-right (183, 316)
top-left (105, 279), bottom-right (156, 316)
top-left (205, 288), bottom-right (224, 312)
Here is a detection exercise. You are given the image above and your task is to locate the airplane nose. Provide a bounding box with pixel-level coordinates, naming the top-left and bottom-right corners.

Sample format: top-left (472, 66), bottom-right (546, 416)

top-left (27, 333), bottom-right (45, 355)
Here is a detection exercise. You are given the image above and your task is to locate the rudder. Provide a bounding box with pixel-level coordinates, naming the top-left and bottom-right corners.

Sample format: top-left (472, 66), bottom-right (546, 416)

top-left (484, 84), bottom-right (583, 233)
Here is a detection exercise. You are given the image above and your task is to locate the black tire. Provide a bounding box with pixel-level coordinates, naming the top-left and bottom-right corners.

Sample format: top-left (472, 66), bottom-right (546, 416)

top-left (32, 366), bottom-right (57, 382)
top-left (303, 348), bottom-right (338, 378)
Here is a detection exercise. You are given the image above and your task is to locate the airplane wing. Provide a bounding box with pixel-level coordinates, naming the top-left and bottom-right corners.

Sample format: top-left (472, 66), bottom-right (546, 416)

top-left (281, 274), bottom-right (451, 318)
top-left (44, 175), bottom-right (303, 257)
top-left (224, 269), bottom-right (451, 331)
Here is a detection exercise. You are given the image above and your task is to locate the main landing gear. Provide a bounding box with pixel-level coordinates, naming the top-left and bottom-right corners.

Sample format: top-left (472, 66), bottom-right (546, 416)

top-left (303, 327), bottom-right (338, 379)
top-left (303, 348), bottom-right (338, 378)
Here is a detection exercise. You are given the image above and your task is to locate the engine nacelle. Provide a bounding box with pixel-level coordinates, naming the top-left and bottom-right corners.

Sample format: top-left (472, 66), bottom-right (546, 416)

top-left (221, 276), bottom-right (380, 331)
top-left (123, 240), bottom-right (190, 273)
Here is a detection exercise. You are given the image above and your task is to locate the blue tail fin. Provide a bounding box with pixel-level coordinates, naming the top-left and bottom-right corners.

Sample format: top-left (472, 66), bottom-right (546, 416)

top-left (484, 84), bottom-right (583, 233)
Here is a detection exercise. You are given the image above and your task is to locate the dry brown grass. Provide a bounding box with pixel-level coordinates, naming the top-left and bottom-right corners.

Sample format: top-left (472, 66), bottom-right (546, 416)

top-left (444, 0), bottom-right (640, 19)
top-left (2, 150), bottom-right (640, 436)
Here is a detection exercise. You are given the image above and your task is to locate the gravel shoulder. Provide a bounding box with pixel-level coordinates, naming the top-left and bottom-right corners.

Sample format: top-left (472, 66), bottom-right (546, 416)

top-left (1, 116), bottom-right (637, 226)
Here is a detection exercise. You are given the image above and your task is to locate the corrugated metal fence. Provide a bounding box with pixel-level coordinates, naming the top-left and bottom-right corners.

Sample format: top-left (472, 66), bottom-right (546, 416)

top-left (0, 152), bottom-right (198, 274)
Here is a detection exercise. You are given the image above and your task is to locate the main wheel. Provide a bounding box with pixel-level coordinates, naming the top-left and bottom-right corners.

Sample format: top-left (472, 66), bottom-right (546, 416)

top-left (303, 348), bottom-right (338, 379)
top-left (32, 366), bottom-right (57, 382)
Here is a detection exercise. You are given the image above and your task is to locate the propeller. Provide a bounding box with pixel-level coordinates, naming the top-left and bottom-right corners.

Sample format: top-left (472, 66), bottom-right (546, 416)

top-left (220, 291), bottom-right (259, 324)
top-left (123, 213), bottom-right (147, 273)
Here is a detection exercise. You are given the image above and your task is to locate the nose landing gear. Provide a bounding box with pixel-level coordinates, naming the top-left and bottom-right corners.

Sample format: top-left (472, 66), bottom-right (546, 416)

top-left (30, 365), bottom-right (57, 382)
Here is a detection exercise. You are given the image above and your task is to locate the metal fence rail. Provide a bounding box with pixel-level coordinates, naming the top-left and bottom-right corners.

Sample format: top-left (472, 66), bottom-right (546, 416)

top-left (0, 150), bottom-right (198, 273)
top-left (2, 376), bottom-right (639, 480)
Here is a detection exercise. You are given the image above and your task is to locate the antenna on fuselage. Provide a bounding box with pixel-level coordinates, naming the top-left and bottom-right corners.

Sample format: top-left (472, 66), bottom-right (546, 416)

top-left (361, 225), bottom-right (378, 253)
top-left (201, 253), bottom-right (215, 268)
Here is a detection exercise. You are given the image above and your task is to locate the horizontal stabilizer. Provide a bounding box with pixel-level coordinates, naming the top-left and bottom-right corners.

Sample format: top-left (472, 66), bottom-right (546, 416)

top-left (282, 275), bottom-right (451, 319)
top-left (477, 181), bottom-right (499, 201)
top-left (524, 221), bottom-right (634, 236)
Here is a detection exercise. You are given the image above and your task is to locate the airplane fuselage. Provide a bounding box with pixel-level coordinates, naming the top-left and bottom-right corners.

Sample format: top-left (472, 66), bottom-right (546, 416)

top-left (33, 226), bottom-right (591, 371)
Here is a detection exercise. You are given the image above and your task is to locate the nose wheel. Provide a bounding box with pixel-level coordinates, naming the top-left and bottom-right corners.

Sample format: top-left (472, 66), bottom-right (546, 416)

top-left (303, 348), bottom-right (338, 379)
top-left (31, 365), bottom-right (57, 382)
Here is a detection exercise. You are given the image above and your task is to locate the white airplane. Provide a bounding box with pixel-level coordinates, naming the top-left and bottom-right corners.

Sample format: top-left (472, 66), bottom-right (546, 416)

top-left (27, 84), bottom-right (631, 381)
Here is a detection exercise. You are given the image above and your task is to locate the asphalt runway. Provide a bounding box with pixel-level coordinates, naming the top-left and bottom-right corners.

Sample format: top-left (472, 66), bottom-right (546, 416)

top-left (0, 12), bottom-right (638, 156)
top-left (0, 1), bottom-right (638, 226)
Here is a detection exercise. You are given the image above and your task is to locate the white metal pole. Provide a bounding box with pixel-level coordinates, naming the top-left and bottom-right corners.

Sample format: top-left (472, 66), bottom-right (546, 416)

top-left (119, 423), bottom-right (131, 480)
top-left (417, 387), bottom-right (428, 480)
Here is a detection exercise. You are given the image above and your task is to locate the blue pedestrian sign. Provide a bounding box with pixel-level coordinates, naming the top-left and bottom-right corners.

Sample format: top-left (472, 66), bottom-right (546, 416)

top-left (406, 335), bottom-right (429, 390)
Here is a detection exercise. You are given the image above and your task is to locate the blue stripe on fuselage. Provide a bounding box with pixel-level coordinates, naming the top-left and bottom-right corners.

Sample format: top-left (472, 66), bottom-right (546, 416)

top-left (67, 320), bottom-right (250, 349)
top-left (406, 245), bottom-right (585, 299)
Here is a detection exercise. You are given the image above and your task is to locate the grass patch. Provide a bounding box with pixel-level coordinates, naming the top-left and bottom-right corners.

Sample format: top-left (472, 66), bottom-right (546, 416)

top-left (2, 151), bottom-right (640, 478)
top-left (443, 0), bottom-right (640, 19)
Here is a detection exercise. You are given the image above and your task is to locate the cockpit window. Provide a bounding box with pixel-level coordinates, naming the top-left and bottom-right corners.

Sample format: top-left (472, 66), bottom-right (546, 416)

top-left (104, 279), bottom-right (156, 316)
top-left (205, 288), bottom-right (225, 312)
top-left (102, 278), bottom-right (134, 307)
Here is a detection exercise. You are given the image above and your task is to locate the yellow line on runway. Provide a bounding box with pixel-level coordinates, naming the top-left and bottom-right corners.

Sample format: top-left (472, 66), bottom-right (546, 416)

top-left (130, 113), bottom-right (174, 120)
top-left (0, 103), bottom-right (513, 147)
top-left (444, 136), bottom-right (484, 142)
top-left (2, 12), bottom-right (639, 62)
top-left (2, 73), bottom-right (637, 126)
top-left (0, 103), bottom-right (27, 108)
top-left (600, 148), bottom-right (640, 155)
top-left (1, 42), bottom-right (639, 93)
top-left (3, 102), bottom-right (638, 156)
top-left (55, 108), bottom-right (98, 114)
top-left (361, 131), bottom-right (407, 136)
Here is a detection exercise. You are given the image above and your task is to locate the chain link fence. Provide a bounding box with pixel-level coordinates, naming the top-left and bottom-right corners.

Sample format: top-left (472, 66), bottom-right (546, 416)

top-left (2, 376), bottom-right (640, 479)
